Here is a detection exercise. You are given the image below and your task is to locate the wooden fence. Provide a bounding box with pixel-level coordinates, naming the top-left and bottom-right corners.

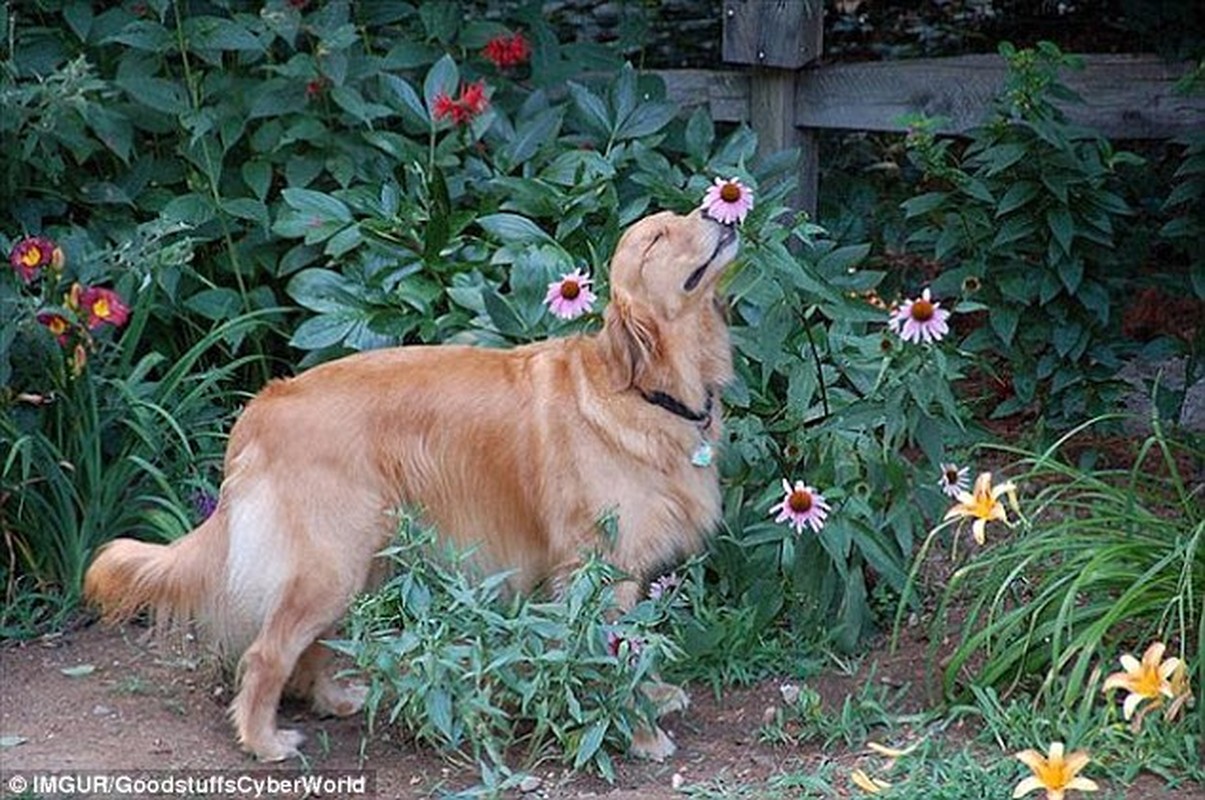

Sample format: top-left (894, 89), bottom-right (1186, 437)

top-left (653, 0), bottom-right (1205, 217)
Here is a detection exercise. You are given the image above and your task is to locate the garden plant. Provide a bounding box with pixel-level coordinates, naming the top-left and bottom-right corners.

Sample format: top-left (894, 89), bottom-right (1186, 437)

top-left (1, 1), bottom-right (1202, 797)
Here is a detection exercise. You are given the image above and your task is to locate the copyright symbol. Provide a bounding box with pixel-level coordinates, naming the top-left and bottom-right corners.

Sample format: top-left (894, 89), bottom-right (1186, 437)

top-left (7, 774), bottom-right (28, 793)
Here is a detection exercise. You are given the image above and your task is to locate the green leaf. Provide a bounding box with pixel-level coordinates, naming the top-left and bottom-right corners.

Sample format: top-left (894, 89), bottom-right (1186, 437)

top-left (289, 313), bottom-right (357, 350)
top-left (567, 82), bottom-right (611, 140)
top-left (477, 214), bottom-right (553, 245)
top-left (573, 720), bottom-right (609, 770)
top-left (1053, 319), bottom-right (1082, 357)
top-left (183, 16), bottom-right (264, 52)
top-left (425, 688), bottom-right (455, 742)
top-left (615, 101), bottom-right (677, 141)
top-left (1046, 205), bottom-right (1074, 255)
top-left (381, 74), bottom-right (429, 125)
top-left (115, 76), bottom-right (192, 115)
top-left (287, 269), bottom-right (361, 313)
top-left (184, 288), bottom-right (241, 321)
top-left (241, 159), bottom-right (272, 201)
top-left (63, 3), bottom-right (93, 42)
top-left (1058, 257), bottom-right (1083, 294)
top-left (281, 188), bottom-right (353, 224)
top-left (162, 193), bottom-right (215, 225)
top-left (996, 182), bottom-right (1039, 216)
top-left (499, 107), bottom-right (564, 171)
top-left (483, 291), bottom-right (526, 338)
top-left (103, 20), bottom-right (172, 50)
top-left (901, 192), bottom-right (948, 218)
top-left (222, 198), bottom-right (269, 227)
top-left (990, 305), bottom-right (1019, 346)
top-left (423, 54), bottom-right (459, 119)
top-left (684, 107), bottom-right (714, 160)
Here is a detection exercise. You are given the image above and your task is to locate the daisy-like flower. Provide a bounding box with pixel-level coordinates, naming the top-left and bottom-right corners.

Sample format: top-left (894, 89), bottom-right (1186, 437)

top-left (771, 478), bottom-right (831, 535)
top-left (36, 311), bottom-right (73, 346)
top-left (938, 462), bottom-right (971, 498)
top-left (544, 268), bottom-right (596, 320)
top-left (889, 288), bottom-right (950, 344)
top-left (9, 236), bottom-right (63, 283)
top-left (647, 572), bottom-right (680, 600)
top-left (943, 471), bottom-right (1018, 545)
top-left (1102, 641), bottom-right (1182, 723)
top-left (1013, 742), bottom-right (1099, 800)
top-left (78, 286), bottom-right (130, 330)
top-left (482, 31), bottom-right (530, 68)
top-left (701, 176), bottom-right (754, 225)
top-left (432, 79), bottom-right (490, 126)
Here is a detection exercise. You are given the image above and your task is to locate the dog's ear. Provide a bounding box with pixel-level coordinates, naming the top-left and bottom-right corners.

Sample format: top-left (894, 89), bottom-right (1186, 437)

top-left (603, 293), bottom-right (661, 388)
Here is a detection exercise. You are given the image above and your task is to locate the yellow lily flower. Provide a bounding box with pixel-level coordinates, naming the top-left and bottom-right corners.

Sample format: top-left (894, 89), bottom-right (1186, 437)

top-left (850, 768), bottom-right (892, 794)
top-left (944, 471), bottom-right (1018, 544)
top-left (1101, 641), bottom-right (1181, 721)
top-left (1013, 742), bottom-right (1099, 800)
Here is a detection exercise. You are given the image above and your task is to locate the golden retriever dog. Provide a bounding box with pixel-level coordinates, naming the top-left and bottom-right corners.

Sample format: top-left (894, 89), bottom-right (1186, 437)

top-left (83, 206), bottom-right (738, 763)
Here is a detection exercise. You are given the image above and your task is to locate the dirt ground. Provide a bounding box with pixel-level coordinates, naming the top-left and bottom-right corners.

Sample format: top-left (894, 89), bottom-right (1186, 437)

top-left (3, 622), bottom-right (1202, 800)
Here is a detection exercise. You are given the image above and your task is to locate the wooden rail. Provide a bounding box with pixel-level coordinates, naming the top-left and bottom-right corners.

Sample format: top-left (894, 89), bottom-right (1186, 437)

top-left (653, 0), bottom-right (1205, 217)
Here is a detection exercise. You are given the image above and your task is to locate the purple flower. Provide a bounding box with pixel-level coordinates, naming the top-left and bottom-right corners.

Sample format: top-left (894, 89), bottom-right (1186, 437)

top-left (544, 268), bottom-right (597, 320)
top-left (701, 176), bottom-right (754, 225)
top-left (770, 478), bottom-right (831, 535)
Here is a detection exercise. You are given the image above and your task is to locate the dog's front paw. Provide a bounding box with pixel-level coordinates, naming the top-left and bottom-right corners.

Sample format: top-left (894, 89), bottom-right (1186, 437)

top-left (248, 728), bottom-right (305, 762)
top-left (641, 680), bottom-right (690, 716)
top-left (630, 724), bottom-right (676, 762)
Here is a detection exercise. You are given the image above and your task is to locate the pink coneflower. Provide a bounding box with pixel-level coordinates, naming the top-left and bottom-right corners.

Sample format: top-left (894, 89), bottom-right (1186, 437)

top-left (544, 268), bottom-right (596, 320)
top-left (771, 478), bottom-right (831, 534)
top-left (889, 288), bottom-right (950, 344)
top-left (78, 286), bottom-right (130, 330)
top-left (483, 31), bottom-right (531, 69)
top-left (701, 176), bottom-right (754, 225)
top-left (938, 462), bottom-right (970, 499)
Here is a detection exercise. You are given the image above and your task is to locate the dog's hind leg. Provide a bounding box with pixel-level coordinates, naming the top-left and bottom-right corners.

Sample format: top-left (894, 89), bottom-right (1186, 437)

top-left (230, 584), bottom-right (348, 761)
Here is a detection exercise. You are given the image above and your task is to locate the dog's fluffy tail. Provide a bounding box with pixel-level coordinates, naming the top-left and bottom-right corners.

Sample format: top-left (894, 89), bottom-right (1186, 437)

top-left (84, 511), bottom-right (230, 649)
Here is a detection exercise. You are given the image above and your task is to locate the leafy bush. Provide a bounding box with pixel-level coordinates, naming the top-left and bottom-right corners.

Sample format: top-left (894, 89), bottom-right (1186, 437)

top-left (0, 222), bottom-right (260, 628)
top-left (2, 1), bottom-right (978, 652)
top-left (932, 418), bottom-right (1202, 731)
top-left (900, 42), bottom-right (1148, 426)
top-left (331, 514), bottom-right (680, 786)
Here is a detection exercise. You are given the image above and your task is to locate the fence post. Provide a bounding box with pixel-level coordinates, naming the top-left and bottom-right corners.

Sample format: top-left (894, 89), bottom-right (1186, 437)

top-left (722, 0), bottom-right (823, 218)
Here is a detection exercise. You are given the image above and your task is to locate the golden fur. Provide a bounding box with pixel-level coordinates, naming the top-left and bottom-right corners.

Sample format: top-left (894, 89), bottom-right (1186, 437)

top-left (84, 208), bottom-right (738, 762)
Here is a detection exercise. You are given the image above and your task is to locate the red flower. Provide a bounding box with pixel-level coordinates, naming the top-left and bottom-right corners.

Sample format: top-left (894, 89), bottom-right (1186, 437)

top-left (459, 79), bottom-right (488, 116)
top-left (305, 78), bottom-right (326, 99)
top-left (78, 286), bottom-right (130, 330)
top-left (432, 80), bottom-right (490, 126)
top-left (36, 311), bottom-right (72, 345)
top-left (483, 31), bottom-right (531, 69)
top-left (9, 236), bottom-right (63, 283)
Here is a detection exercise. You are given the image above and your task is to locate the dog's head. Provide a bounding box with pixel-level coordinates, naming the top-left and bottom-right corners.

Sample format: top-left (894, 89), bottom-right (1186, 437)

top-left (602, 208), bottom-right (738, 395)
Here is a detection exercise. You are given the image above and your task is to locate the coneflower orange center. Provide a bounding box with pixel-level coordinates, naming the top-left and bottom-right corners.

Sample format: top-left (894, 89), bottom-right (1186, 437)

top-left (560, 279), bottom-right (580, 300)
top-left (788, 489), bottom-right (813, 513)
top-left (720, 182), bottom-right (742, 203)
top-left (20, 246), bottom-right (42, 266)
top-left (910, 298), bottom-right (935, 322)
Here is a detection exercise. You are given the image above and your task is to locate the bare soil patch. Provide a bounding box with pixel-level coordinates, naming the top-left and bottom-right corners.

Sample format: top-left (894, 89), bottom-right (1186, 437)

top-left (1, 622), bottom-right (1197, 799)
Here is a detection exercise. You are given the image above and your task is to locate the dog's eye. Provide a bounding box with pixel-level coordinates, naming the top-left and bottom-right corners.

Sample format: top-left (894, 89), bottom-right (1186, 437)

top-left (641, 231), bottom-right (665, 261)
